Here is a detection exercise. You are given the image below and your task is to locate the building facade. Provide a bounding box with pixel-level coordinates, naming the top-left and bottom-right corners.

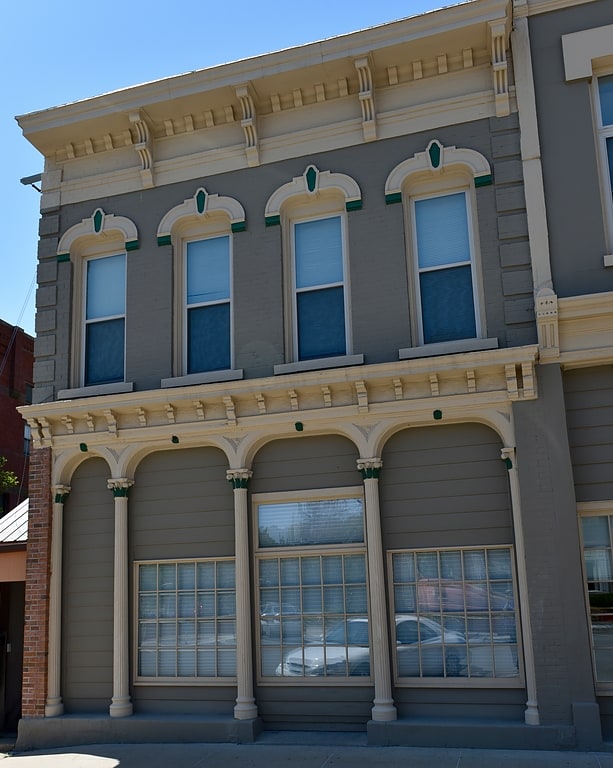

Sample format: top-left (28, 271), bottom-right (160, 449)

top-left (14, 0), bottom-right (613, 751)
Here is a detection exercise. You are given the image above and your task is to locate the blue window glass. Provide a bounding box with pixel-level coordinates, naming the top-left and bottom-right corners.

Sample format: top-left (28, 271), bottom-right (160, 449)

top-left (294, 217), bottom-right (346, 361)
top-left (186, 236), bottom-right (231, 373)
top-left (297, 287), bottom-right (345, 360)
top-left (188, 303), bottom-right (231, 373)
top-left (599, 75), bottom-right (613, 126)
top-left (84, 253), bottom-right (125, 386)
top-left (414, 192), bottom-right (477, 344)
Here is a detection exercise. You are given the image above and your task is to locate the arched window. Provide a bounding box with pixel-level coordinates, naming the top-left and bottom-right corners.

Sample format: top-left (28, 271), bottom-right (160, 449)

top-left (57, 208), bottom-right (138, 395)
top-left (265, 165), bottom-right (363, 374)
top-left (157, 188), bottom-right (246, 387)
top-left (385, 140), bottom-right (496, 355)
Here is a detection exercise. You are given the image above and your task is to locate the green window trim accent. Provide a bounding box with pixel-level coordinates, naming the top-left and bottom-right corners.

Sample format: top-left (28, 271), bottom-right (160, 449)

top-left (125, 240), bottom-right (139, 251)
top-left (54, 493), bottom-right (69, 504)
top-left (231, 221), bottom-right (246, 233)
top-left (196, 189), bottom-right (207, 214)
top-left (345, 199), bottom-right (362, 212)
top-left (474, 174), bottom-right (493, 188)
top-left (93, 209), bottom-right (104, 234)
top-left (228, 477), bottom-right (250, 490)
top-left (385, 192), bottom-right (402, 205)
top-left (157, 234), bottom-right (172, 247)
top-left (111, 487), bottom-right (130, 498)
top-left (305, 166), bottom-right (318, 193)
top-left (57, 253), bottom-right (71, 263)
top-left (360, 467), bottom-right (380, 480)
top-left (265, 215), bottom-right (281, 228)
top-left (428, 141), bottom-right (442, 169)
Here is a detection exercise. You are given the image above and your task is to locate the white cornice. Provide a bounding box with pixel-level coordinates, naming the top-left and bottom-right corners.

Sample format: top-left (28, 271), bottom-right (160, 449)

top-left (20, 345), bottom-right (538, 451)
top-left (555, 291), bottom-right (613, 368)
top-left (513, 0), bottom-right (598, 18)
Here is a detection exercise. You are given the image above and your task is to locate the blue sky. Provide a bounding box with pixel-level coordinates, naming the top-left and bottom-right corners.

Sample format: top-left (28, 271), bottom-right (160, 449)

top-left (2, 0), bottom-right (447, 336)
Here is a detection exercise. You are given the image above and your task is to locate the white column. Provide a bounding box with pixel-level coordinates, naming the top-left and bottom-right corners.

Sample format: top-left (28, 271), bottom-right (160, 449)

top-left (108, 478), bottom-right (134, 718)
top-left (227, 469), bottom-right (258, 720)
top-left (45, 485), bottom-right (70, 717)
top-left (501, 447), bottom-right (540, 725)
top-left (358, 459), bottom-right (397, 722)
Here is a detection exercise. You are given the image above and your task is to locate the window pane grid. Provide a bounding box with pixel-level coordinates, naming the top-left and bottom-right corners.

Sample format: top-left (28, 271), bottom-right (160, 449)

top-left (391, 546), bottom-right (519, 680)
top-left (259, 552), bottom-right (369, 679)
top-left (581, 514), bottom-right (613, 683)
top-left (137, 559), bottom-right (236, 680)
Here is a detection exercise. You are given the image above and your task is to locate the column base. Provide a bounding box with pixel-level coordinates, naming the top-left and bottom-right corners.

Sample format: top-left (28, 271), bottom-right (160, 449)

top-left (372, 700), bottom-right (397, 722)
top-left (234, 699), bottom-right (258, 720)
top-left (524, 700), bottom-right (540, 725)
top-left (44, 698), bottom-right (64, 717)
top-left (109, 697), bottom-right (133, 718)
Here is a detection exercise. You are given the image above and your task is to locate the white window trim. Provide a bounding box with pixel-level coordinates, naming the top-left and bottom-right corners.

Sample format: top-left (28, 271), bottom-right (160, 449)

top-left (158, 189), bottom-right (245, 380)
top-left (182, 232), bottom-right (235, 377)
top-left (253, 486), bottom-right (370, 685)
top-left (290, 211), bottom-right (351, 364)
top-left (578, 501), bottom-right (613, 693)
top-left (133, 556), bottom-right (237, 686)
top-left (387, 544), bottom-right (524, 689)
top-left (409, 188), bottom-right (483, 347)
top-left (592, 73), bottom-right (613, 262)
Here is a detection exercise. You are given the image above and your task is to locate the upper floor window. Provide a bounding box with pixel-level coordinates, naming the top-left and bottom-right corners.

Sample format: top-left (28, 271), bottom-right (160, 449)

top-left (597, 75), bottom-right (613, 246)
top-left (56, 208), bottom-right (138, 396)
top-left (385, 140), bottom-right (493, 355)
top-left (265, 165), bottom-right (363, 373)
top-left (413, 190), bottom-right (477, 345)
top-left (293, 214), bottom-right (347, 360)
top-left (84, 252), bottom-right (126, 386)
top-left (186, 235), bottom-right (231, 374)
top-left (157, 187), bottom-right (245, 386)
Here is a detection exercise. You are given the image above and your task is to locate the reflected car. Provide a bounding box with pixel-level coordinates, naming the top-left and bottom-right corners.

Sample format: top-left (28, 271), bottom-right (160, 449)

top-left (276, 615), bottom-right (464, 677)
top-left (260, 603), bottom-right (302, 642)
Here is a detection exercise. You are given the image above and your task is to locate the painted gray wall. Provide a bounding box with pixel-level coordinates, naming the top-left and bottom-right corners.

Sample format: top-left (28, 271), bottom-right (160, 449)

top-left (528, 0), bottom-right (613, 298)
top-left (62, 458), bottom-right (113, 713)
top-left (513, 364), bottom-right (598, 734)
top-left (129, 447), bottom-right (235, 715)
top-left (564, 365), bottom-right (613, 502)
top-left (381, 422), bottom-right (524, 720)
top-left (36, 115), bottom-right (536, 401)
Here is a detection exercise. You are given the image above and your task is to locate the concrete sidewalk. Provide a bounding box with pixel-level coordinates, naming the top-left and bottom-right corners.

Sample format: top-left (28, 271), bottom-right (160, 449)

top-left (5, 735), bottom-right (613, 768)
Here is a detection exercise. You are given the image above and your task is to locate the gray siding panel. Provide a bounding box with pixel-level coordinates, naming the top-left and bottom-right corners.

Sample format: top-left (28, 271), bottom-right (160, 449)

top-left (62, 458), bottom-right (114, 713)
top-left (564, 366), bottom-right (613, 502)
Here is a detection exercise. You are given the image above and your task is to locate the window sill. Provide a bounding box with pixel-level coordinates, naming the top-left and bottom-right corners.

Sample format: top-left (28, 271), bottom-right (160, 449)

top-left (274, 354), bottom-right (364, 376)
top-left (161, 369), bottom-right (244, 388)
top-left (399, 338), bottom-right (499, 360)
top-left (604, 254), bottom-right (613, 268)
top-left (58, 382), bottom-right (134, 400)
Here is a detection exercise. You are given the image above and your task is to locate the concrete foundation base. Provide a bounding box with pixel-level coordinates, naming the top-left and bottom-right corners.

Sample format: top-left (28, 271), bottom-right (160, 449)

top-left (368, 717), bottom-right (578, 750)
top-left (16, 714), bottom-right (263, 752)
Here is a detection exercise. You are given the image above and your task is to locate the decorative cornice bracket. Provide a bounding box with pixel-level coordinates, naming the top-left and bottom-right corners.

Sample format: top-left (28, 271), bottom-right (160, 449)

top-left (235, 84), bottom-right (259, 167)
top-left (129, 110), bottom-right (154, 188)
top-left (535, 288), bottom-right (560, 360)
top-left (489, 19), bottom-right (510, 117)
top-left (354, 56), bottom-right (377, 142)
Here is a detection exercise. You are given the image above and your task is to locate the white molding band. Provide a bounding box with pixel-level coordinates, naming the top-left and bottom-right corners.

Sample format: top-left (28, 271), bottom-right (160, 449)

top-left (562, 24), bottom-right (613, 81)
top-left (264, 165), bottom-right (362, 221)
top-left (57, 209), bottom-right (139, 257)
top-left (157, 187), bottom-right (246, 242)
top-left (384, 141), bottom-right (492, 198)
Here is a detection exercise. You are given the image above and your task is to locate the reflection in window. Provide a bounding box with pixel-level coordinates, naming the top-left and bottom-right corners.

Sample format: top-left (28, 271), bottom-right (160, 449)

top-left (256, 494), bottom-right (368, 679)
top-left (581, 515), bottom-right (613, 682)
top-left (136, 559), bottom-right (236, 679)
top-left (598, 75), bottom-right (613, 216)
top-left (391, 546), bottom-right (520, 680)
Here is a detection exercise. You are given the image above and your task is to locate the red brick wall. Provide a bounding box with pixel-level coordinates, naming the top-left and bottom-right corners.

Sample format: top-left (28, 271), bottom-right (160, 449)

top-left (22, 447), bottom-right (52, 717)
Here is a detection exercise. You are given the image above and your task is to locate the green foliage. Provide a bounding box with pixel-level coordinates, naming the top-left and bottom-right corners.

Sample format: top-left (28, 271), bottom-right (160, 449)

top-left (0, 457), bottom-right (18, 493)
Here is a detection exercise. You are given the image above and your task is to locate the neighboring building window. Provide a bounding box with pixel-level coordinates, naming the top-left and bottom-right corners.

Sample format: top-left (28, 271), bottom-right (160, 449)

top-left (390, 546), bottom-right (520, 682)
top-left (597, 75), bottom-right (613, 243)
top-left (293, 215), bottom-right (347, 360)
top-left (84, 253), bottom-right (126, 386)
top-left (412, 190), bottom-right (478, 345)
top-left (23, 423), bottom-right (31, 456)
top-left (186, 235), bottom-right (231, 374)
top-left (255, 490), bottom-right (369, 680)
top-left (136, 559), bottom-right (236, 681)
top-left (580, 513), bottom-right (613, 683)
